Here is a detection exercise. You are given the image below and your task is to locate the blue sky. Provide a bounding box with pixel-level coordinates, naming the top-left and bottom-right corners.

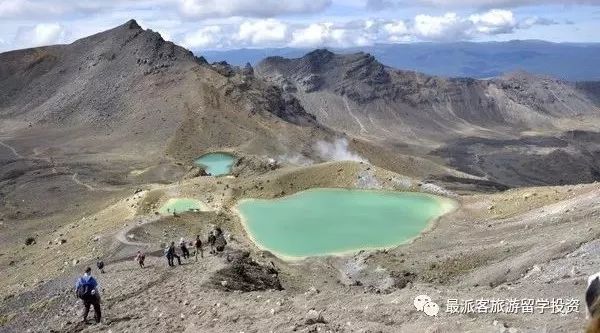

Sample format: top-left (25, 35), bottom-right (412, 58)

top-left (0, 0), bottom-right (598, 52)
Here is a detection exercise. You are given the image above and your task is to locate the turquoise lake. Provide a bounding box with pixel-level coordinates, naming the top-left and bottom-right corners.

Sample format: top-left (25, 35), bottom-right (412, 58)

top-left (194, 152), bottom-right (236, 176)
top-left (236, 188), bottom-right (455, 259)
top-left (159, 198), bottom-right (205, 215)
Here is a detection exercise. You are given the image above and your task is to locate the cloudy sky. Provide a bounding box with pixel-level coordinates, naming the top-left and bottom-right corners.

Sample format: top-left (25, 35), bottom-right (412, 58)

top-left (0, 0), bottom-right (598, 52)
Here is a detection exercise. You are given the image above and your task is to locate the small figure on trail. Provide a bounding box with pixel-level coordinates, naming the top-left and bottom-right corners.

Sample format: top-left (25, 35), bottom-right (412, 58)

top-left (214, 230), bottom-right (227, 253)
top-left (96, 258), bottom-right (105, 274)
top-left (208, 231), bottom-right (216, 254)
top-left (180, 237), bottom-right (190, 259)
top-left (214, 226), bottom-right (223, 237)
top-left (135, 250), bottom-right (146, 268)
top-left (194, 235), bottom-right (204, 260)
top-left (166, 241), bottom-right (182, 266)
top-left (75, 267), bottom-right (101, 324)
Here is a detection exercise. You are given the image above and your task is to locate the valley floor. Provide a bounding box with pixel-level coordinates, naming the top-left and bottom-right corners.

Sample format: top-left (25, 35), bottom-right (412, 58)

top-left (1, 149), bottom-right (599, 333)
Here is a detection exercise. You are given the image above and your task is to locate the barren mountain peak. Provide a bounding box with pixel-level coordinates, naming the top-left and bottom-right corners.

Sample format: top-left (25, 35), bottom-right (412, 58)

top-left (124, 18), bottom-right (141, 30)
top-left (304, 48), bottom-right (334, 59)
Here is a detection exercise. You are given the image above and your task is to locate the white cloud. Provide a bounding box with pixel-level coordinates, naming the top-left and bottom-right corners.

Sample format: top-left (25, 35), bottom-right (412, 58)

top-left (367, 0), bottom-right (600, 10)
top-left (236, 19), bottom-right (288, 45)
top-left (181, 26), bottom-right (223, 49)
top-left (409, 9), bottom-right (545, 41)
top-left (172, 9), bottom-right (552, 49)
top-left (179, 0), bottom-right (331, 19)
top-left (0, 0), bottom-right (57, 18)
top-left (469, 9), bottom-right (516, 34)
top-left (382, 20), bottom-right (410, 41)
top-left (0, 1), bottom-right (568, 52)
top-left (383, 21), bottom-right (409, 35)
top-left (413, 13), bottom-right (471, 40)
top-left (290, 23), bottom-right (335, 47)
top-left (0, 0), bottom-right (118, 19)
top-left (518, 16), bottom-right (558, 28)
top-left (32, 23), bottom-right (65, 45)
top-left (290, 21), bottom-right (377, 47)
top-left (290, 22), bottom-right (348, 47)
top-left (0, 0), bottom-right (26, 17)
top-left (13, 23), bottom-right (67, 48)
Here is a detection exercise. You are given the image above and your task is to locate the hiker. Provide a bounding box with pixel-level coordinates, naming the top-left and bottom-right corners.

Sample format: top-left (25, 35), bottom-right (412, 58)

top-left (194, 235), bottom-right (204, 260)
top-left (135, 250), bottom-right (145, 268)
top-left (180, 237), bottom-right (190, 259)
top-left (75, 267), bottom-right (101, 324)
top-left (96, 258), bottom-right (105, 274)
top-left (214, 230), bottom-right (227, 253)
top-left (207, 231), bottom-right (216, 254)
top-left (166, 241), bottom-right (181, 266)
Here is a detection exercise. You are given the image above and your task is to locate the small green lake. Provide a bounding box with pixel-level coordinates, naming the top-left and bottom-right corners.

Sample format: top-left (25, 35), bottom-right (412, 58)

top-left (236, 188), bottom-right (455, 259)
top-left (194, 152), bottom-right (236, 176)
top-left (159, 198), bottom-right (205, 215)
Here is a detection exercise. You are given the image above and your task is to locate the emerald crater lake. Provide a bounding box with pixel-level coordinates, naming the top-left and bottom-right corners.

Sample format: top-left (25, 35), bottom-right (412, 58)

top-left (194, 152), bottom-right (236, 176)
top-left (158, 198), bottom-right (205, 215)
top-left (236, 188), bottom-right (456, 259)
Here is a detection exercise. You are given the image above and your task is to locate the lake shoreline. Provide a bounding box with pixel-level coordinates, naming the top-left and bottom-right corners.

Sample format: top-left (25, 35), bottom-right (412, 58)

top-left (235, 188), bottom-right (458, 261)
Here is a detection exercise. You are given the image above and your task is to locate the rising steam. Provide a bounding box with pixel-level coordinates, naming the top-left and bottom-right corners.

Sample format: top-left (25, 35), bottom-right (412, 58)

top-left (315, 138), bottom-right (367, 163)
top-left (274, 138), bottom-right (367, 166)
top-left (276, 152), bottom-right (313, 166)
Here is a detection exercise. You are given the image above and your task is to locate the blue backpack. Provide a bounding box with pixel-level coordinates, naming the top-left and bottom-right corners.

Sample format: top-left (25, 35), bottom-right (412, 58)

top-left (76, 279), bottom-right (94, 299)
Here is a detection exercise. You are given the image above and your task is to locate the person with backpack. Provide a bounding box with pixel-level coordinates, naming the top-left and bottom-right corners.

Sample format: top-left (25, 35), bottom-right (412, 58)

top-left (134, 250), bottom-right (145, 268)
top-left (194, 235), bottom-right (203, 260)
top-left (96, 258), bottom-right (105, 274)
top-left (215, 231), bottom-right (227, 253)
top-left (207, 231), bottom-right (216, 254)
top-left (179, 237), bottom-right (190, 260)
top-left (75, 267), bottom-right (101, 324)
top-left (166, 241), bottom-right (181, 266)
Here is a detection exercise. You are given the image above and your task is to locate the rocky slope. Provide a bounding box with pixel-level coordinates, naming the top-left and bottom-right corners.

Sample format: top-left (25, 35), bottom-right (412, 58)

top-left (257, 50), bottom-right (600, 186)
top-left (0, 20), bottom-right (321, 157)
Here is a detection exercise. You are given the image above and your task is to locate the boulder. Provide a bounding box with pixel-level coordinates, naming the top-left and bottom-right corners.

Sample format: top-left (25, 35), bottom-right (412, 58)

top-left (208, 250), bottom-right (282, 292)
top-left (305, 309), bottom-right (326, 325)
top-left (24, 237), bottom-right (36, 246)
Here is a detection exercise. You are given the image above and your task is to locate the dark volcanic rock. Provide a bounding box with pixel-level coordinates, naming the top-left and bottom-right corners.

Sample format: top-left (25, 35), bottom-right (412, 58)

top-left (390, 270), bottom-right (417, 289)
top-left (208, 251), bottom-right (283, 292)
top-left (211, 61), bottom-right (235, 77)
top-left (432, 132), bottom-right (600, 187)
top-left (242, 62), bottom-right (254, 76)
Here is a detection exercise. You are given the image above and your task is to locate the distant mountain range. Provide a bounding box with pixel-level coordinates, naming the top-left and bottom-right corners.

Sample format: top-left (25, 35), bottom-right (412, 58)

top-left (2, 22), bottom-right (599, 189)
top-left (256, 49), bottom-right (600, 186)
top-left (199, 41), bottom-right (600, 81)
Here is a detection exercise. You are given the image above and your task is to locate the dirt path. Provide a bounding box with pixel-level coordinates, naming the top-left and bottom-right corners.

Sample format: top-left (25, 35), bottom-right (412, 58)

top-left (344, 96), bottom-right (367, 134)
top-left (0, 139), bottom-right (23, 158)
top-left (71, 172), bottom-right (123, 192)
top-left (0, 138), bottom-right (120, 192)
top-left (71, 173), bottom-right (96, 191)
top-left (115, 215), bottom-right (163, 247)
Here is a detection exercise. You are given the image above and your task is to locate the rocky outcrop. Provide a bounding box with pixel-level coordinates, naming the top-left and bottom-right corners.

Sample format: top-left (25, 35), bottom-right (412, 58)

top-left (256, 49), bottom-right (600, 186)
top-left (257, 49), bottom-right (598, 130)
top-left (208, 251), bottom-right (282, 292)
